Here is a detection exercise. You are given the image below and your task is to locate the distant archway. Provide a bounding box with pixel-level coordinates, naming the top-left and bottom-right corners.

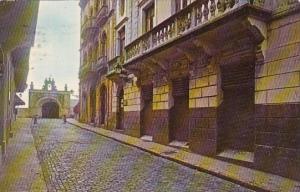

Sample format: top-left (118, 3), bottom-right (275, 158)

top-left (42, 102), bottom-right (59, 118)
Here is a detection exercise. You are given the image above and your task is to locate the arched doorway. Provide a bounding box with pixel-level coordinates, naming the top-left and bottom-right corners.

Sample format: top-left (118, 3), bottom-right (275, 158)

top-left (220, 62), bottom-right (255, 152)
top-left (141, 84), bottom-right (153, 136)
top-left (117, 87), bottom-right (124, 130)
top-left (42, 102), bottom-right (59, 118)
top-left (170, 77), bottom-right (189, 142)
top-left (90, 87), bottom-right (96, 123)
top-left (99, 85), bottom-right (107, 125)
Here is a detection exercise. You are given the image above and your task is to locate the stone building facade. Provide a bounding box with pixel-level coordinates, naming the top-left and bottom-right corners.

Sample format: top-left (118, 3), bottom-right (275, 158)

top-left (0, 1), bottom-right (39, 156)
top-left (25, 79), bottom-right (72, 118)
top-left (79, 0), bottom-right (116, 127)
top-left (79, 0), bottom-right (300, 180)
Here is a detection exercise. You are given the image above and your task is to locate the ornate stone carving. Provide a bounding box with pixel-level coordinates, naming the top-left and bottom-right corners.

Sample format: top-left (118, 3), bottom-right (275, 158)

top-left (253, 0), bottom-right (265, 6)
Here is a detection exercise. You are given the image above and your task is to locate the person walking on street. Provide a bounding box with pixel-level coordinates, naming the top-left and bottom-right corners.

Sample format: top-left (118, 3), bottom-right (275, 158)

top-left (63, 115), bottom-right (67, 124)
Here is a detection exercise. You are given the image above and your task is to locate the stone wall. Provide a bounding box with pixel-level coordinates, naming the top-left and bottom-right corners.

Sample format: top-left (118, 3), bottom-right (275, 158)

top-left (124, 82), bottom-right (141, 112)
top-left (153, 85), bottom-right (170, 110)
top-left (189, 62), bottom-right (219, 155)
top-left (254, 13), bottom-right (300, 180)
top-left (16, 108), bottom-right (31, 118)
top-left (122, 81), bottom-right (141, 137)
top-left (152, 84), bottom-right (171, 144)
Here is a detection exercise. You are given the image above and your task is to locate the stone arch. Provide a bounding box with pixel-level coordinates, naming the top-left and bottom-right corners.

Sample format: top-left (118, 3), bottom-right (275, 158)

top-left (116, 85), bottom-right (124, 130)
top-left (81, 91), bottom-right (88, 122)
top-left (36, 97), bottom-right (62, 109)
top-left (89, 84), bottom-right (97, 123)
top-left (99, 84), bottom-right (107, 125)
top-left (36, 97), bottom-right (62, 118)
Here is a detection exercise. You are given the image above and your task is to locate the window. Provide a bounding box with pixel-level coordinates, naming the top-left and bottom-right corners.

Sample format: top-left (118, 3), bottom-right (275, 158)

top-left (101, 32), bottom-right (107, 57)
top-left (90, 7), bottom-right (93, 17)
top-left (84, 52), bottom-right (88, 65)
top-left (119, 0), bottom-right (125, 16)
top-left (95, 0), bottom-right (99, 11)
top-left (174, 0), bottom-right (190, 13)
top-left (175, 0), bottom-right (181, 12)
top-left (182, 0), bottom-right (188, 8)
top-left (144, 3), bottom-right (154, 32)
top-left (118, 27), bottom-right (125, 55)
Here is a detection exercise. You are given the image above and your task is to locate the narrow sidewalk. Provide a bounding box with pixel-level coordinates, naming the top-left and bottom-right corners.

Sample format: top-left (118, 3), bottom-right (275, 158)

top-left (0, 118), bottom-right (47, 192)
top-left (68, 118), bottom-right (300, 192)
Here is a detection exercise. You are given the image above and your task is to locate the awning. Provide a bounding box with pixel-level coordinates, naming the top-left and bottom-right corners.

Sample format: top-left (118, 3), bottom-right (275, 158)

top-left (14, 94), bottom-right (25, 106)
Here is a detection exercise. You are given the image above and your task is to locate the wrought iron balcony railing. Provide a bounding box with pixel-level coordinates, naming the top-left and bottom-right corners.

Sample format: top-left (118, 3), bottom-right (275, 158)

top-left (79, 63), bottom-right (91, 79)
top-left (95, 5), bottom-right (109, 27)
top-left (91, 56), bottom-right (108, 72)
top-left (107, 52), bottom-right (125, 76)
top-left (125, 0), bottom-right (266, 63)
top-left (81, 17), bottom-right (97, 41)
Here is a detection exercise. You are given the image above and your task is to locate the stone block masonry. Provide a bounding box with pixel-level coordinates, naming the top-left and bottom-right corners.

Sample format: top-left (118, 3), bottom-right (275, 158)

top-left (152, 82), bottom-right (172, 145)
top-left (121, 81), bottom-right (142, 137)
top-left (123, 82), bottom-right (141, 112)
top-left (254, 12), bottom-right (300, 180)
top-left (188, 63), bottom-right (219, 155)
top-left (153, 85), bottom-right (170, 110)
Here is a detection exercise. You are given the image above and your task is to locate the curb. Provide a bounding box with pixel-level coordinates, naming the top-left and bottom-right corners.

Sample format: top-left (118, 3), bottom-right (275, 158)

top-left (67, 120), bottom-right (271, 192)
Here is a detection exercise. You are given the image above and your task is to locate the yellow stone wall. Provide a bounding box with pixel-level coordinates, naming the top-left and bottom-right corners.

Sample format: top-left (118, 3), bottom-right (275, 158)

top-left (123, 82), bottom-right (141, 112)
top-left (111, 82), bottom-right (119, 113)
top-left (95, 82), bottom-right (101, 117)
top-left (153, 85), bottom-right (170, 110)
top-left (189, 65), bottom-right (219, 108)
top-left (87, 92), bottom-right (91, 121)
top-left (255, 14), bottom-right (300, 104)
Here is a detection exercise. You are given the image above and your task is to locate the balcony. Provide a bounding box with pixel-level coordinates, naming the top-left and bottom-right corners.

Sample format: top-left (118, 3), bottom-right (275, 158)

top-left (124, 0), bottom-right (271, 67)
top-left (107, 54), bottom-right (126, 82)
top-left (95, 5), bottom-right (109, 27)
top-left (91, 56), bottom-right (108, 72)
top-left (79, 61), bottom-right (98, 79)
top-left (79, 63), bottom-right (90, 79)
top-left (81, 18), bottom-right (97, 42)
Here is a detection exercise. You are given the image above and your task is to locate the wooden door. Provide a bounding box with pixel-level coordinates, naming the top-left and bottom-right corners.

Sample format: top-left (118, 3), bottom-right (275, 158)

top-left (141, 85), bottom-right (153, 136)
top-left (221, 63), bottom-right (255, 151)
top-left (117, 89), bottom-right (124, 130)
top-left (171, 78), bottom-right (189, 141)
top-left (100, 86), bottom-right (107, 125)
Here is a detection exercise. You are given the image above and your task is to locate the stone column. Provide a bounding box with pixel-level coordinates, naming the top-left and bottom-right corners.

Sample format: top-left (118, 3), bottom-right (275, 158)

top-left (152, 72), bottom-right (172, 145)
top-left (254, 15), bottom-right (300, 180)
top-left (188, 59), bottom-right (219, 156)
top-left (122, 77), bottom-right (142, 137)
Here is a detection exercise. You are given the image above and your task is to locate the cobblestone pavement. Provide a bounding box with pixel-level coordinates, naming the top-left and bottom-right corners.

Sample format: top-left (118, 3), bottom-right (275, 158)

top-left (32, 119), bottom-right (254, 192)
top-left (0, 118), bottom-right (47, 192)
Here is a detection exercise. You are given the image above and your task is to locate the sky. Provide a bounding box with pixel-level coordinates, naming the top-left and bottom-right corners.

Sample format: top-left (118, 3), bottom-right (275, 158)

top-left (20, 0), bottom-right (81, 107)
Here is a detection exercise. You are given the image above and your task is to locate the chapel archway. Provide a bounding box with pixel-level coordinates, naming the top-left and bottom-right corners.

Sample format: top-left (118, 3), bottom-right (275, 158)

top-left (42, 102), bottom-right (59, 118)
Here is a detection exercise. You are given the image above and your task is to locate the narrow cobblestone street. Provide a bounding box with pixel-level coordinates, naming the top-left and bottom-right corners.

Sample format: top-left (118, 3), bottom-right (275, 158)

top-left (30, 118), bottom-right (253, 192)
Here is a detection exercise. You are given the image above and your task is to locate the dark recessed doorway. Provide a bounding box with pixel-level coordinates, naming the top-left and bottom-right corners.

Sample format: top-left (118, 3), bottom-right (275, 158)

top-left (42, 102), bottom-right (59, 118)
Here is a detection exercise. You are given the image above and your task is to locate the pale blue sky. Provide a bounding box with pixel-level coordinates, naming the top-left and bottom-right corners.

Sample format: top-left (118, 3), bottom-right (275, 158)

top-left (22, 0), bottom-right (81, 107)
